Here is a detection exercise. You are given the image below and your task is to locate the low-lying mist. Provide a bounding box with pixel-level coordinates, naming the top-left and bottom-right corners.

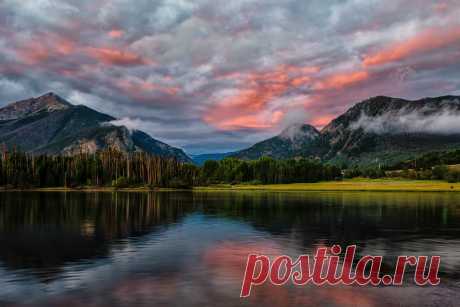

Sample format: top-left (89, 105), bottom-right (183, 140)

top-left (351, 106), bottom-right (460, 135)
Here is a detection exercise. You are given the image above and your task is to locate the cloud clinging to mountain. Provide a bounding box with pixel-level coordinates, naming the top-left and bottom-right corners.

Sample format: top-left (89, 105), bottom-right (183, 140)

top-left (351, 99), bottom-right (460, 134)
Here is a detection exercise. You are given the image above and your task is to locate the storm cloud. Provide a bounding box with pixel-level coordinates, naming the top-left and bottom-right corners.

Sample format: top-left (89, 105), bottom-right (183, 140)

top-left (0, 0), bottom-right (459, 153)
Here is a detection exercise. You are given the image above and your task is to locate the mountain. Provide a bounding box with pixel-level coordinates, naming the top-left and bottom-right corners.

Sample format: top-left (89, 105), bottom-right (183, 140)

top-left (320, 95), bottom-right (460, 165)
top-left (190, 152), bottom-right (233, 166)
top-left (0, 93), bottom-right (191, 162)
top-left (233, 95), bottom-right (460, 166)
top-left (232, 124), bottom-right (320, 160)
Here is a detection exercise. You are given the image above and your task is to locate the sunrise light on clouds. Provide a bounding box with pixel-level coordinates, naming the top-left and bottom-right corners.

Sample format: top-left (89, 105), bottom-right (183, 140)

top-left (0, 0), bottom-right (459, 153)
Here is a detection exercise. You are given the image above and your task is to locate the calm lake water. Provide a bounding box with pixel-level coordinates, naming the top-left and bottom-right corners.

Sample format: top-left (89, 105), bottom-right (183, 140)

top-left (0, 191), bottom-right (459, 306)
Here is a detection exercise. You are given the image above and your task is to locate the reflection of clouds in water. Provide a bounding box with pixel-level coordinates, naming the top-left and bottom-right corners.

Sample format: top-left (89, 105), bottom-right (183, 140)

top-left (202, 240), bottom-right (283, 295)
top-left (361, 238), bottom-right (460, 276)
top-left (113, 275), bottom-right (180, 306)
top-left (0, 215), bottom-right (263, 304)
top-left (2, 192), bottom-right (460, 306)
top-left (0, 218), bottom-right (381, 306)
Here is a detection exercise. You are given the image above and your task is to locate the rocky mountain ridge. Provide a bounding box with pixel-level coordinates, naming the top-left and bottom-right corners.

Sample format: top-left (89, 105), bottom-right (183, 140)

top-left (0, 93), bottom-right (191, 162)
top-left (232, 95), bottom-right (460, 166)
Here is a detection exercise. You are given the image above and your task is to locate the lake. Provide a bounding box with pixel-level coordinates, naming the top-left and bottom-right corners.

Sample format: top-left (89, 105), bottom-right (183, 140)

top-left (0, 191), bottom-right (459, 306)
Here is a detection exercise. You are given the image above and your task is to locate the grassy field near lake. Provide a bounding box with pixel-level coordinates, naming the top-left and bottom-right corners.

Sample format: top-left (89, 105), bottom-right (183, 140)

top-left (196, 178), bottom-right (460, 192)
top-left (3, 178), bottom-right (460, 192)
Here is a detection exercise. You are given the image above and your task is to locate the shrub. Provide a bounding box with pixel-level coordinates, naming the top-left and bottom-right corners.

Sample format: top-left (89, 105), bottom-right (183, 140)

top-left (168, 177), bottom-right (192, 189)
top-left (432, 165), bottom-right (448, 180)
top-left (112, 176), bottom-right (128, 188)
top-left (446, 170), bottom-right (460, 183)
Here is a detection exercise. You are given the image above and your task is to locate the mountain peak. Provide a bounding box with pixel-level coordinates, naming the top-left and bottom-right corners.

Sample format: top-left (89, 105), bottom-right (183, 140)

top-left (42, 92), bottom-right (58, 98)
top-left (234, 95), bottom-right (460, 163)
top-left (279, 123), bottom-right (319, 141)
top-left (231, 123), bottom-right (320, 160)
top-left (0, 93), bottom-right (191, 162)
top-left (34, 92), bottom-right (72, 107)
top-left (0, 92), bottom-right (72, 120)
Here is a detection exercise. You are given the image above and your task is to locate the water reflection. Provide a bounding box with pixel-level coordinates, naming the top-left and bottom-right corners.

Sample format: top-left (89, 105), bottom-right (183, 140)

top-left (0, 192), bottom-right (191, 278)
top-left (0, 191), bottom-right (459, 306)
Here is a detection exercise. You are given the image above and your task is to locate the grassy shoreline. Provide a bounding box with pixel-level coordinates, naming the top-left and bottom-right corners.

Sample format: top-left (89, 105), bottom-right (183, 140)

top-left (196, 178), bottom-right (460, 192)
top-left (0, 186), bottom-right (181, 192)
top-left (2, 178), bottom-right (460, 192)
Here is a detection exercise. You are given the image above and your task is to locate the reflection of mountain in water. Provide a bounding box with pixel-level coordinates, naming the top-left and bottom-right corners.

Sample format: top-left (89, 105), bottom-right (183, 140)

top-left (193, 191), bottom-right (460, 242)
top-left (0, 192), bottom-right (194, 279)
top-left (1, 191), bottom-right (460, 282)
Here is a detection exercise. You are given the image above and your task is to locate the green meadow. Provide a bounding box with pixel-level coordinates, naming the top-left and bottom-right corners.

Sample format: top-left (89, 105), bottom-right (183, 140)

top-left (196, 178), bottom-right (460, 192)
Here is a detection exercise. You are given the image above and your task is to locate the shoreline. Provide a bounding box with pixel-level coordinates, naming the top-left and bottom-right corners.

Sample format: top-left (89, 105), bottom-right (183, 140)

top-left (2, 179), bottom-right (460, 192)
top-left (195, 181), bottom-right (460, 192)
top-left (0, 186), bottom-right (182, 192)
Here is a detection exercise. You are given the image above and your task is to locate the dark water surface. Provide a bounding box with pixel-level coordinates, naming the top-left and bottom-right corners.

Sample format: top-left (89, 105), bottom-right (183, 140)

top-left (0, 191), bottom-right (459, 306)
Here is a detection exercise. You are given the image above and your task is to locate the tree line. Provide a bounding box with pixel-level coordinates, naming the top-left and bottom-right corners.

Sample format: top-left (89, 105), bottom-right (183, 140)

top-left (3, 147), bottom-right (460, 188)
top-left (343, 149), bottom-right (460, 182)
top-left (0, 149), bottom-right (341, 188)
top-left (0, 148), bottom-right (197, 188)
top-left (389, 149), bottom-right (460, 171)
top-left (199, 157), bottom-right (342, 185)
top-left (384, 149), bottom-right (460, 182)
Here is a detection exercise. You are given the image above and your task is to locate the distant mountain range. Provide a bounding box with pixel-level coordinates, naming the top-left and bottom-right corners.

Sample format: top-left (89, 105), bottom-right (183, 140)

top-left (232, 123), bottom-right (320, 160)
top-left (231, 95), bottom-right (460, 166)
top-left (0, 93), bottom-right (191, 162)
top-left (2, 93), bottom-right (460, 167)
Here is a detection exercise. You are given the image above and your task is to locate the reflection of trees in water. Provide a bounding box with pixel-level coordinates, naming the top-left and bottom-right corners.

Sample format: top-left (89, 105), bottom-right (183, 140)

top-left (192, 191), bottom-right (460, 240)
top-left (1, 191), bottom-right (460, 282)
top-left (0, 192), bottom-right (192, 278)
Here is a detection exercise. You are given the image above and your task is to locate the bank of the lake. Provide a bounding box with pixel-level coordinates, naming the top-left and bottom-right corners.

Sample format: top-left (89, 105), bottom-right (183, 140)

top-left (2, 178), bottom-right (460, 192)
top-left (0, 186), bottom-right (180, 192)
top-left (196, 178), bottom-right (460, 192)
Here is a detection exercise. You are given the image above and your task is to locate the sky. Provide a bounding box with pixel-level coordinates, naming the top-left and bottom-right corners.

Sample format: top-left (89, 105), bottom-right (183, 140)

top-left (0, 0), bottom-right (459, 154)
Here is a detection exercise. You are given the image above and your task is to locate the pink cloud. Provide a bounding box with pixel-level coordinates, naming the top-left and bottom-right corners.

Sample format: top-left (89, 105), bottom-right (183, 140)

top-left (116, 78), bottom-right (179, 100)
top-left (363, 26), bottom-right (460, 66)
top-left (313, 70), bottom-right (369, 90)
top-left (311, 115), bottom-right (335, 128)
top-left (108, 30), bottom-right (124, 38)
top-left (15, 34), bottom-right (77, 65)
top-left (205, 65), bottom-right (319, 130)
top-left (85, 47), bottom-right (152, 66)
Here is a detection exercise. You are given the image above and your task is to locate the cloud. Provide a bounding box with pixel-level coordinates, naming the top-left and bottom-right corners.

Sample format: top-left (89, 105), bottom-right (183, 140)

top-left (0, 78), bottom-right (35, 105)
top-left (350, 100), bottom-right (460, 134)
top-left (314, 70), bottom-right (369, 90)
top-left (1, 0), bottom-right (80, 28)
top-left (363, 26), bottom-right (460, 66)
top-left (115, 77), bottom-right (179, 100)
top-left (108, 30), bottom-right (124, 38)
top-left (0, 0), bottom-right (459, 153)
top-left (203, 65), bottom-right (319, 130)
top-left (107, 117), bottom-right (143, 132)
top-left (85, 47), bottom-right (152, 66)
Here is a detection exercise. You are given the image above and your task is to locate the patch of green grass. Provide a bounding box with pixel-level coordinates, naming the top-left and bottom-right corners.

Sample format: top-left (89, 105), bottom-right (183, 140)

top-left (195, 178), bottom-right (460, 192)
